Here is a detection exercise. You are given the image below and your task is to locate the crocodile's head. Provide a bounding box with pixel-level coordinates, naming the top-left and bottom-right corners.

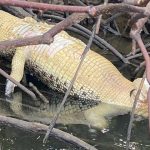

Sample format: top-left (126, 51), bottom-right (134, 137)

top-left (132, 78), bottom-right (149, 118)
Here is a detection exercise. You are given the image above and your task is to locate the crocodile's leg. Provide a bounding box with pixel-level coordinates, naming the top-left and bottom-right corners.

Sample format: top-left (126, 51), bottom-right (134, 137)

top-left (9, 91), bottom-right (23, 116)
top-left (5, 48), bottom-right (27, 97)
top-left (84, 103), bottom-right (130, 129)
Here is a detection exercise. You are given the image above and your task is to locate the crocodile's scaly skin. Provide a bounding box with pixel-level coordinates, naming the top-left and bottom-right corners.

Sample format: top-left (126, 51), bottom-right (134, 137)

top-left (0, 11), bottom-right (146, 111)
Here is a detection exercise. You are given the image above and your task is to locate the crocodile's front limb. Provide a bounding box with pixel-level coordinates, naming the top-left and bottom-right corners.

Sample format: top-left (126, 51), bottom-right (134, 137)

top-left (5, 47), bottom-right (28, 97)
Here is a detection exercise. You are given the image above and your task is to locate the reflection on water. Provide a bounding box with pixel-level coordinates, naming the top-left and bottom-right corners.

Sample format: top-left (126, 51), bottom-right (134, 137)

top-left (0, 66), bottom-right (150, 150)
top-left (0, 109), bottom-right (150, 150)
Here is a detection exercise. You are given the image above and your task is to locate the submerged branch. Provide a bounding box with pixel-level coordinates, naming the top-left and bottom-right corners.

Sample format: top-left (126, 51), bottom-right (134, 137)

top-left (29, 82), bottom-right (49, 104)
top-left (0, 115), bottom-right (97, 150)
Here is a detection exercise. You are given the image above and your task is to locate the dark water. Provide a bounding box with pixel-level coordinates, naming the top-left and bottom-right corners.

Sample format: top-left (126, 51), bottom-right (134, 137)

top-left (0, 100), bottom-right (150, 150)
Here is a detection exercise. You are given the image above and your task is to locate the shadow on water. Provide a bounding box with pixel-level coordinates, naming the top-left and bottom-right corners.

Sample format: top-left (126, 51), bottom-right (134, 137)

top-left (0, 36), bottom-right (150, 149)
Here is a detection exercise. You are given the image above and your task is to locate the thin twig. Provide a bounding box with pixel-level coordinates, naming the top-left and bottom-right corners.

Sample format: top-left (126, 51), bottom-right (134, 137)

top-left (126, 52), bottom-right (150, 60)
top-left (95, 0), bottom-right (108, 34)
top-left (43, 25), bottom-right (96, 143)
top-left (126, 73), bottom-right (146, 150)
top-left (63, 0), bottom-right (69, 17)
top-left (29, 82), bottom-right (49, 104)
top-left (113, 19), bottom-right (121, 34)
top-left (95, 14), bottom-right (102, 34)
top-left (126, 42), bottom-right (150, 56)
top-left (0, 68), bottom-right (37, 100)
top-left (134, 61), bottom-right (145, 75)
top-left (74, 0), bottom-right (86, 6)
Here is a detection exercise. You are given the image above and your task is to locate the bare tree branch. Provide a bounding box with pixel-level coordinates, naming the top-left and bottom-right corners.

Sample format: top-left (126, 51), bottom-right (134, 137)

top-left (0, 1), bottom-right (148, 54)
top-left (0, 0), bottom-right (147, 16)
top-left (126, 73), bottom-right (146, 150)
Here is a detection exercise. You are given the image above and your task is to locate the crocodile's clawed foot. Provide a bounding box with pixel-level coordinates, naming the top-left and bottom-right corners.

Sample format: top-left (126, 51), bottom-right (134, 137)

top-left (5, 79), bottom-right (16, 99)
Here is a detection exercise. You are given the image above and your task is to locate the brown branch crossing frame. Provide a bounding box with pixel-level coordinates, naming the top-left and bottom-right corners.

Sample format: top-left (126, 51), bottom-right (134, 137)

top-left (0, 1), bottom-right (148, 52)
top-left (0, 0), bottom-right (146, 16)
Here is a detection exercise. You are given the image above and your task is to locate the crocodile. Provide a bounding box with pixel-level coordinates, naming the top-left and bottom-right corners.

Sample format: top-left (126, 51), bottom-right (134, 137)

top-left (0, 10), bottom-right (148, 128)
